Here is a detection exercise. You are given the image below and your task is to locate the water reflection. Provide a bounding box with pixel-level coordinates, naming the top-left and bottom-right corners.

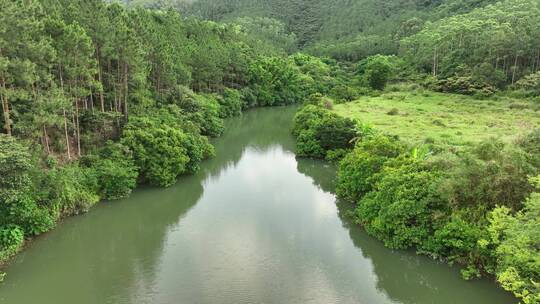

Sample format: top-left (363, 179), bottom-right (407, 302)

top-left (296, 151), bottom-right (516, 304)
top-left (0, 106), bottom-right (515, 304)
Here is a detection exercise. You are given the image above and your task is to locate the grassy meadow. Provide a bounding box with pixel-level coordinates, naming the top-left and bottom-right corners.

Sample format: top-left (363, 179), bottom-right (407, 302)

top-left (333, 89), bottom-right (540, 147)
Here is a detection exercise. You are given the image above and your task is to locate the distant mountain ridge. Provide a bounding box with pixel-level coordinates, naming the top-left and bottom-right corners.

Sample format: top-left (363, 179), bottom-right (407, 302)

top-left (120, 0), bottom-right (500, 48)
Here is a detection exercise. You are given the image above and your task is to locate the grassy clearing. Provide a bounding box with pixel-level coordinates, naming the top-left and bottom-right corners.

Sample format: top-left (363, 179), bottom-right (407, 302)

top-left (333, 90), bottom-right (540, 147)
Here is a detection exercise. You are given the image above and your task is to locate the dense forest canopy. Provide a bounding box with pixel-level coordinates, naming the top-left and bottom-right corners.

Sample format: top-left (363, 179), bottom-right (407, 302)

top-left (124, 0), bottom-right (502, 48)
top-left (1, 0), bottom-right (540, 303)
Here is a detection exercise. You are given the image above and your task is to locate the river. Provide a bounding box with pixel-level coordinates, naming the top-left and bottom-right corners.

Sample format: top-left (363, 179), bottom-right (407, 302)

top-left (0, 106), bottom-right (515, 304)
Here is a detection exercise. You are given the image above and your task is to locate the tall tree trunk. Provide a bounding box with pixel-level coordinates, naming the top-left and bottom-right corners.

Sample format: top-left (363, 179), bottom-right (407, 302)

top-left (123, 63), bottom-right (128, 121)
top-left (43, 125), bottom-right (51, 154)
top-left (511, 52), bottom-right (519, 85)
top-left (90, 88), bottom-right (95, 114)
top-left (432, 46), bottom-right (438, 77)
top-left (63, 108), bottom-right (71, 160)
top-left (96, 47), bottom-right (105, 112)
top-left (75, 99), bottom-right (81, 157)
top-left (1, 76), bottom-right (11, 136)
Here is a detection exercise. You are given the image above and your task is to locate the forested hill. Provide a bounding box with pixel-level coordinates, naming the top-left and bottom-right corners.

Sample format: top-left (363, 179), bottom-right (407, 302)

top-left (122, 0), bottom-right (501, 50)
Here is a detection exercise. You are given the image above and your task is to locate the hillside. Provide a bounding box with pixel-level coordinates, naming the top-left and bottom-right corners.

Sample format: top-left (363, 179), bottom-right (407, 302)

top-left (123, 0), bottom-right (500, 49)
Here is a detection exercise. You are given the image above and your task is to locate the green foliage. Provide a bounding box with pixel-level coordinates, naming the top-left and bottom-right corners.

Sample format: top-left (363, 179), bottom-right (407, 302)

top-left (336, 135), bottom-right (405, 202)
top-left (292, 105), bottom-right (356, 158)
top-left (433, 75), bottom-right (497, 96)
top-left (515, 72), bottom-right (540, 96)
top-left (439, 140), bottom-right (537, 211)
top-left (246, 56), bottom-right (306, 106)
top-left (232, 17), bottom-right (297, 54)
top-left (217, 88), bottom-right (243, 117)
top-left (329, 85), bottom-right (358, 102)
top-left (0, 225), bottom-right (24, 262)
top-left (488, 188), bottom-right (540, 303)
top-left (0, 135), bottom-right (33, 189)
top-left (92, 142), bottom-right (139, 200)
top-left (0, 135), bottom-right (55, 237)
top-left (425, 216), bottom-right (483, 265)
top-left (121, 110), bottom-right (214, 187)
top-left (356, 159), bottom-right (443, 249)
top-left (43, 164), bottom-right (101, 216)
top-left (403, 0), bottom-right (540, 88)
top-left (359, 55), bottom-right (395, 90)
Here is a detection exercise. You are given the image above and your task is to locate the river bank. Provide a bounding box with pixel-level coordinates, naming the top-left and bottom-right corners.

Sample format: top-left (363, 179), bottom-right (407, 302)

top-left (0, 106), bottom-right (515, 304)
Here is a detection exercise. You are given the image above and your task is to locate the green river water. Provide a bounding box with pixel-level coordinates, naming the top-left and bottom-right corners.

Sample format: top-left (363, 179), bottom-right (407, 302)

top-left (0, 106), bottom-right (516, 304)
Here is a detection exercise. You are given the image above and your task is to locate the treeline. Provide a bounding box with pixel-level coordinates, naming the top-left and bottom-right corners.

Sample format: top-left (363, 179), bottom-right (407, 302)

top-left (167, 0), bottom-right (540, 93)
top-left (292, 99), bottom-right (540, 303)
top-left (0, 0), bottom-right (358, 266)
top-left (166, 0), bottom-right (500, 54)
top-left (403, 0), bottom-right (540, 91)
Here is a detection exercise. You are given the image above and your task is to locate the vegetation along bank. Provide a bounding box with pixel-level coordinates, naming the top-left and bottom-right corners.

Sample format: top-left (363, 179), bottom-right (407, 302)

top-left (1, 0), bottom-right (540, 303)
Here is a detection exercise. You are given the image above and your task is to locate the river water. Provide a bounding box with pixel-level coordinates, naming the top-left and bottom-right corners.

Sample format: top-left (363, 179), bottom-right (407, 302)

top-left (0, 106), bottom-right (515, 304)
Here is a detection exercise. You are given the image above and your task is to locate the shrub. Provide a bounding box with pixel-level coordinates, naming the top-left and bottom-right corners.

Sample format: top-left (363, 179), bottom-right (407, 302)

top-left (387, 108), bottom-right (399, 115)
top-left (247, 56), bottom-right (306, 106)
top-left (439, 140), bottom-right (537, 211)
top-left (518, 128), bottom-right (540, 167)
top-left (0, 191), bottom-right (55, 236)
top-left (0, 135), bottom-right (56, 236)
top-left (356, 159), bottom-right (444, 249)
top-left (336, 135), bottom-right (405, 202)
top-left (514, 71), bottom-right (540, 96)
top-left (0, 225), bottom-right (24, 262)
top-left (329, 85), bottom-right (358, 102)
top-left (122, 121), bottom-right (190, 187)
top-left (218, 88), bottom-right (243, 117)
top-left (424, 216), bottom-right (483, 264)
top-left (487, 189), bottom-right (540, 304)
top-left (358, 55), bottom-right (394, 90)
top-left (292, 105), bottom-right (327, 137)
top-left (92, 142), bottom-right (139, 200)
top-left (292, 105), bottom-right (356, 158)
top-left (43, 164), bottom-right (100, 216)
top-left (313, 113), bottom-right (357, 151)
top-left (435, 75), bottom-right (496, 96)
top-left (296, 129), bottom-right (326, 158)
top-left (177, 93), bottom-right (224, 137)
top-left (121, 112), bottom-right (214, 187)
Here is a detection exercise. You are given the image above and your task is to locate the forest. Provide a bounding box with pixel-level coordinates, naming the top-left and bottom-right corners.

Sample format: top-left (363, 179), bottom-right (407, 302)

top-left (1, 0), bottom-right (539, 303)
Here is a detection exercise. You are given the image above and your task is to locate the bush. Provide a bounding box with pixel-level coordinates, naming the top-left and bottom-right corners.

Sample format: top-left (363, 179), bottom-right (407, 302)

top-left (218, 88), bottom-right (243, 117)
top-left (292, 105), bottom-right (326, 137)
top-left (121, 112), bottom-right (214, 187)
top-left (0, 135), bottom-right (56, 236)
top-left (292, 105), bottom-right (356, 158)
top-left (387, 108), bottom-right (399, 115)
top-left (0, 225), bottom-right (24, 262)
top-left (92, 142), bottom-right (139, 200)
top-left (518, 128), bottom-right (540, 167)
top-left (122, 121), bottom-right (190, 187)
top-left (434, 75), bottom-right (497, 96)
top-left (425, 216), bottom-right (483, 264)
top-left (0, 191), bottom-right (56, 236)
top-left (358, 55), bottom-right (394, 90)
top-left (296, 129), bottom-right (326, 158)
top-left (43, 164), bottom-right (100, 216)
top-left (329, 85), bottom-right (358, 102)
top-left (514, 71), bottom-right (540, 96)
top-left (336, 135), bottom-right (405, 202)
top-left (487, 188), bottom-right (540, 304)
top-left (356, 159), bottom-right (444, 249)
top-left (313, 113), bottom-right (357, 151)
top-left (247, 56), bottom-right (306, 106)
top-left (177, 93), bottom-right (224, 137)
top-left (439, 140), bottom-right (537, 211)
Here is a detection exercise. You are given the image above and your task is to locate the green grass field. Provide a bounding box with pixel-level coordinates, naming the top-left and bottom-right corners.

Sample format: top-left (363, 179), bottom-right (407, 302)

top-left (333, 90), bottom-right (540, 147)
